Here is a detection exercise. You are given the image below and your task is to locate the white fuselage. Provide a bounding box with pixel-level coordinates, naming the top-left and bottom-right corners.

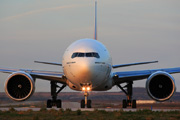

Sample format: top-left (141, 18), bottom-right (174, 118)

top-left (62, 39), bottom-right (113, 91)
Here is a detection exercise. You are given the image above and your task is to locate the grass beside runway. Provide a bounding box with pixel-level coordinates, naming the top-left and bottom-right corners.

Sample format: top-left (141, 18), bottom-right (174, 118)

top-left (0, 107), bottom-right (180, 120)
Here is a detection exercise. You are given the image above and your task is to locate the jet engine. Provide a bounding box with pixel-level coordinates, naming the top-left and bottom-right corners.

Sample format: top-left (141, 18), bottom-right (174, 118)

top-left (146, 71), bottom-right (176, 102)
top-left (4, 71), bottom-right (35, 101)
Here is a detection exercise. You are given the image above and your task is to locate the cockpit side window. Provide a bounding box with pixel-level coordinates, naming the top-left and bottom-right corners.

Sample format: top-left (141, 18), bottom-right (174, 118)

top-left (92, 52), bottom-right (100, 58)
top-left (71, 52), bottom-right (100, 58)
top-left (71, 53), bottom-right (78, 58)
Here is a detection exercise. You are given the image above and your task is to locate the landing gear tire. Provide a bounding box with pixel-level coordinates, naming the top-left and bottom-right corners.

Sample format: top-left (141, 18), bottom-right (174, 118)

top-left (47, 99), bottom-right (52, 108)
top-left (47, 82), bottom-right (66, 108)
top-left (122, 99), bottom-right (136, 108)
top-left (81, 99), bottom-right (85, 108)
top-left (132, 99), bottom-right (136, 108)
top-left (57, 99), bottom-right (62, 108)
top-left (117, 82), bottom-right (136, 108)
top-left (47, 99), bottom-right (62, 108)
top-left (122, 99), bottom-right (127, 108)
top-left (87, 100), bottom-right (92, 108)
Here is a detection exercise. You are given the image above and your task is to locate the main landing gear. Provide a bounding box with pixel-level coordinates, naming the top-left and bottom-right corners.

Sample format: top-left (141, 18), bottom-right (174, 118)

top-left (47, 81), bottom-right (66, 108)
top-left (81, 88), bottom-right (92, 108)
top-left (117, 82), bottom-right (136, 108)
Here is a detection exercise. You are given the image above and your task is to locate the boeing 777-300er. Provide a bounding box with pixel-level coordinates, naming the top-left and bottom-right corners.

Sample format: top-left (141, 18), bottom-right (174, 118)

top-left (0, 1), bottom-right (180, 108)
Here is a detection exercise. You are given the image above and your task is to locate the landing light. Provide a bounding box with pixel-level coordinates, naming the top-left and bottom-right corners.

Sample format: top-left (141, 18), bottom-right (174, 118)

top-left (87, 87), bottom-right (90, 91)
top-left (82, 87), bottom-right (86, 91)
top-left (82, 86), bottom-right (91, 91)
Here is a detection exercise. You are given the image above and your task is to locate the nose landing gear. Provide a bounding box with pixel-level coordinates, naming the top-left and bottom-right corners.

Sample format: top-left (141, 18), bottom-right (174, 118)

top-left (81, 89), bottom-right (92, 108)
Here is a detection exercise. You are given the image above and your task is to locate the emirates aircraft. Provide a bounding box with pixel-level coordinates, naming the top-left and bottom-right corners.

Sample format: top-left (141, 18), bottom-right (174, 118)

top-left (0, 1), bottom-right (180, 108)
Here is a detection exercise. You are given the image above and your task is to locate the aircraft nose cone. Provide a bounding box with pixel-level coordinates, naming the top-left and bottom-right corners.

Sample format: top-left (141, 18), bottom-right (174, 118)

top-left (77, 61), bottom-right (96, 83)
top-left (75, 60), bottom-right (109, 87)
top-left (67, 59), bottom-right (110, 89)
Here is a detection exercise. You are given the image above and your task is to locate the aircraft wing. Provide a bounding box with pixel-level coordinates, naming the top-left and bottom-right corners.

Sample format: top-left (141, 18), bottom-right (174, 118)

top-left (34, 61), bottom-right (62, 66)
top-left (0, 67), bottom-right (66, 84)
top-left (112, 61), bottom-right (158, 68)
top-left (113, 67), bottom-right (180, 84)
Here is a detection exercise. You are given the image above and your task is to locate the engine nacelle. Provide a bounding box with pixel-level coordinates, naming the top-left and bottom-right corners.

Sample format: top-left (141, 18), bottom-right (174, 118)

top-left (4, 71), bottom-right (35, 101)
top-left (146, 71), bottom-right (176, 102)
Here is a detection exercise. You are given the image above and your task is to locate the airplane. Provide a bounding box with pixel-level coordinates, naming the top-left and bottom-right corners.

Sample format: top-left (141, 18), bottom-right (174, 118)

top-left (0, 1), bottom-right (179, 108)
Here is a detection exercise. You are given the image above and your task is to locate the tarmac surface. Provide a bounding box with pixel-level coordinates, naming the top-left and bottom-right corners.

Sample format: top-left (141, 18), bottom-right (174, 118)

top-left (0, 107), bottom-right (180, 112)
top-left (0, 102), bottom-right (180, 112)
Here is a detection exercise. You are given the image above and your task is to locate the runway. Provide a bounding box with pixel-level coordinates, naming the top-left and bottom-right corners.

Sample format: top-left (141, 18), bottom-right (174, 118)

top-left (0, 102), bottom-right (180, 112)
top-left (0, 107), bottom-right (180, 112)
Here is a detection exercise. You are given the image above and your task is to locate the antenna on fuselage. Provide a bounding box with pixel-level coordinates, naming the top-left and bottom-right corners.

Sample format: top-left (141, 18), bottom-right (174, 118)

top-left (94, 0), bottom-right (97, 40)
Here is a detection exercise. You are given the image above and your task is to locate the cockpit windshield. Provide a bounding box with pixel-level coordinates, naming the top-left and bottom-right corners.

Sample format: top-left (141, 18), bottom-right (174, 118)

top-left (71, 52), bottom-right (100, 58)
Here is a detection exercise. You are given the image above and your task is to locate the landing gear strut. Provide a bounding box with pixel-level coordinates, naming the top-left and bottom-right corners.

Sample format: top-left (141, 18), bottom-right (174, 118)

top-left (117, 82), bottom-right (136, 108)
top-left (81, 91), bottom-right (91, 108)
top-left (47, 81), bottom-right (66, 108)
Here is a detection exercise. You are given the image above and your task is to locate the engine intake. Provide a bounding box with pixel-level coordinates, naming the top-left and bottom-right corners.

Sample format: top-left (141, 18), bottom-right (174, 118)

top-left (146, 71), bottom-right (176, 102)
top-left (4, 71), bottom-right (35, 101)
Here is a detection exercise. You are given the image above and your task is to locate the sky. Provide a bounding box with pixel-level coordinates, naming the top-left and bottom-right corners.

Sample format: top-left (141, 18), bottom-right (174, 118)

top-left (0, 0), bottom-right (180, 92)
